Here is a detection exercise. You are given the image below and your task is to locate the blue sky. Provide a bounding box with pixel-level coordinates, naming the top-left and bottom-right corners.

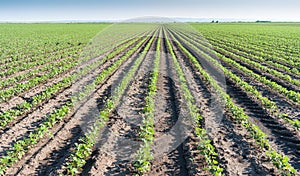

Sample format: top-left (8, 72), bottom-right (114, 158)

top-left (0, 0), bottom-right (299, 22)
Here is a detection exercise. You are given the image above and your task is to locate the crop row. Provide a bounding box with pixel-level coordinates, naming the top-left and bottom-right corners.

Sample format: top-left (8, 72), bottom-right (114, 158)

top-left (0, 24), bottom-right (110, 64)
top-left (0, 28), bottom-right (153, 103)
top-left (206, 38), bottom-right (300, 76)
top-left (0, 28), bottom-right (150, 85)
top-left (64, 30), bottom-right (157, 175)
top-left (0, 52), bottom-right (79, 90)
top-left (167, 26), bottom-right (296, 175)
top-left (210, 45), bottom-right (300, 87)
top-left (0, 29), bottom-right (157, 176)
top-left (194, 25), bottom-right (300, 65)
top-left (170, 27), bottom-right (300, 88)
top-left (0, 24), bottom-right (152, 78)
top-left (170, 26), bottom-right (300, 106)
top-left (205, 36), bottom-right (300, 67)
top-left (0, 58), bottom-right (77, 102)
top-left (0, 34), bottom-right (145, 130)
top-left (165, 29), bottom-right (224, 175)
top-left (169, 29), bottom-right (300, 131)
top-left (0, 45), bottom-right (81, 73)
top-left (132, 30), bottom-right (161, 174)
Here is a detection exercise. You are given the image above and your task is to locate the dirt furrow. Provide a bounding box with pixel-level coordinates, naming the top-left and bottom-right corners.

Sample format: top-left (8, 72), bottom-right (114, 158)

top-left (145, 31), bottom-right (198, 176)
top-left (203, 38), bottom-right (300, 81)
top-left (219, 58), bottom-right (300, 120)
top-left (215, 48), bottom-right (300, 92)
top-left (0, 49), bottom-right (79, 85)
top-left (0, 36), bottom-right (144, 113)
top-left (167, 31), bottom-right (280, 176)
top-left (0, 51), bottom-right (120, 156)
top-left (225, 80), bottom-right (300, 172)
top-left (0, 87), bottom-right (73, 157)
top-left (171, 29), bottom-right (300, 93)
top-left (84, 35), bottom-right (158, 176)
top-left (0, 45), bottom-right (79, 73)
top-left (4, 34), bottom-right (155, 175)
top-left (0, 36), bottom-right (147, 138)
top-left (169, 29), bottom-right (300, 173)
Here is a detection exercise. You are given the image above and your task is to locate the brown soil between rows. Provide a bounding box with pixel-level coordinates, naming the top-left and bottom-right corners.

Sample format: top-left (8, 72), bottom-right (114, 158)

top-left (215, 48), bottom-right (300, 92)
top-left (167, 29), bottom-right (282, 175)
top-left (2, 25), bottom-right (299, 176)
top-left (0, 87), bottom-right (73, 157)
top-left (4, 33), bottom-right (155, 175)
top-left (207, 38), bottom-right (300, 80)
top-left (168, 28), bottom-right (300, 174)
top-left (0, 48), bottom-right (80, 84)
top-left (0, 35), bottom-right (149, 142)
top-left (82, 34), bottom-right (159, 176)
top-left (0, 45), bottom-right (79, 72)
top-left (0, 34), bottom-right (146, 113)
top-left (173, 28), bottom-right (300, 94)
top-left (174, 29), bottom-right (300, 120)
top-left (0, 43), bottom-right (138, 158)
top-left (147, 34), bottom-right (193, 176)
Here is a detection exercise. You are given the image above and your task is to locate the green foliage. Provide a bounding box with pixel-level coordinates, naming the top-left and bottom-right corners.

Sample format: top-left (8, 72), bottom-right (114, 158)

top-left (170, 26), bottom-right (299, 131)
top-left (167, 25), bottom-right (296, 175)
top-left (132, 32), bottom-right (161, 174)
top-left (66, 31), bottom-right (157, 175)
top-left (0, 25), bottom-right (158, 176)
top-left (165, 29), bottom-right (224, 176)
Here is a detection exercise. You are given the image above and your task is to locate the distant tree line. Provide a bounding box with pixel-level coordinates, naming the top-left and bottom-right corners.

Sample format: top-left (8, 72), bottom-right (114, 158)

top-left (256, 20), bottom-right (271, 23)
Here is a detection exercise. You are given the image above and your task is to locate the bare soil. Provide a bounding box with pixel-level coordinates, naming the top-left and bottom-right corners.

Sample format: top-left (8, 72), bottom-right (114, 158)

top-left (2, 26), bottom-right (299, 176)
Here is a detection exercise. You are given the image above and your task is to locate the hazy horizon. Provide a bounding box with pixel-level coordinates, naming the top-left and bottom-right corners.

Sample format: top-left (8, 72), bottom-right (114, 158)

top-left (1, 0), bottom-right (299, 22)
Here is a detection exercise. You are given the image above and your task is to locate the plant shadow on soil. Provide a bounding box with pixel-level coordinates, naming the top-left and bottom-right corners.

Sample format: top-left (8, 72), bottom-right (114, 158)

top-left (226, 79), bottom-right (300, 171)
top-left (80, 62), bottom-right (152, 175)
top-left (173, 38), bottom-right (274, 175)
top-left (221, 114), bottom-right (271, 175)
top-left (79, 91), bottom-right (143, 175)
top-left (33, 85), bottom-right (112, 175)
